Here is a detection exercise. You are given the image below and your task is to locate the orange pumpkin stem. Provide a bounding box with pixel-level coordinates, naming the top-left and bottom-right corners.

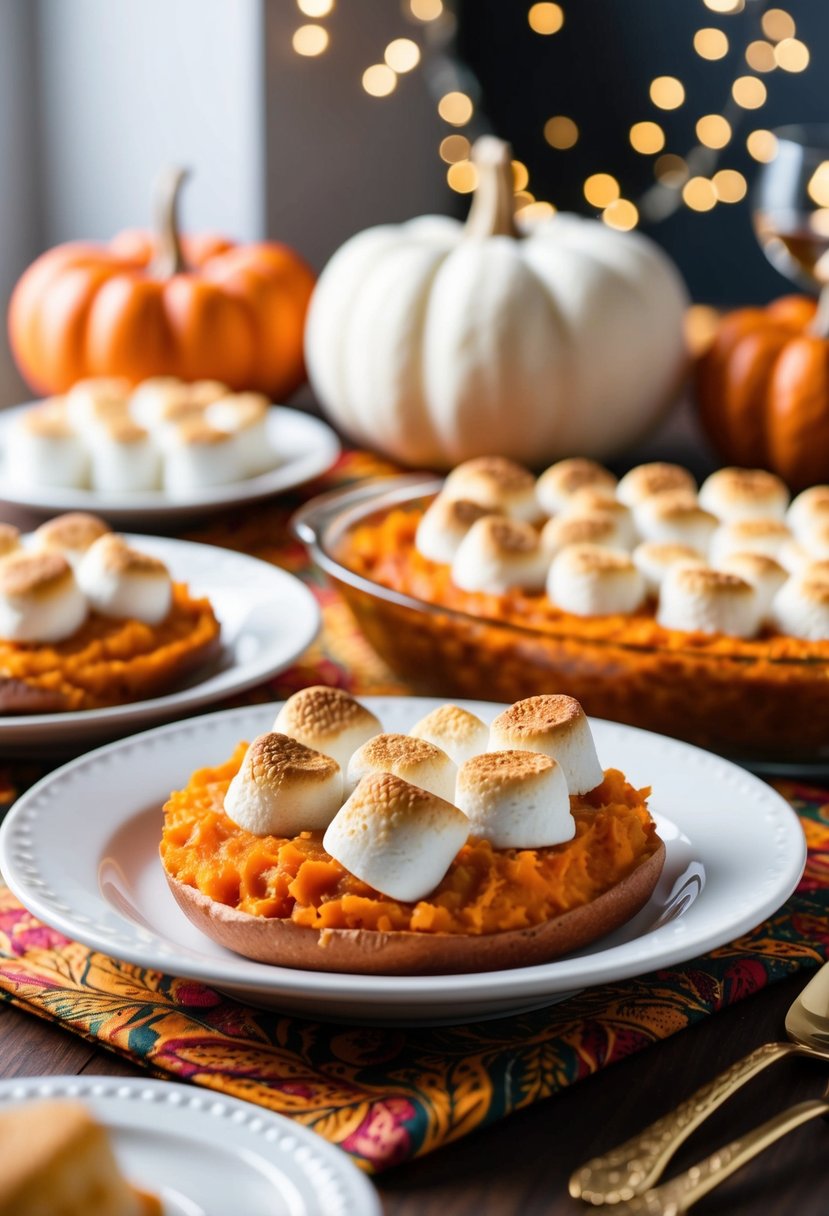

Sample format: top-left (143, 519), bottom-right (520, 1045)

top-left (810, 286), bottom-right (829, 339)
top-left (149, 166), bottom-right (190, 278)
top-left (464, 136), bottom-right (520, 240)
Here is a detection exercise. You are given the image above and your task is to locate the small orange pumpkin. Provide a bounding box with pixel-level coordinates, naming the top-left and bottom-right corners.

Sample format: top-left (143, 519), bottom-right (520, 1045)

top-left (8, 169), bottom-right (315, 400)
top-left (695, 293), bottom-right (829, 491)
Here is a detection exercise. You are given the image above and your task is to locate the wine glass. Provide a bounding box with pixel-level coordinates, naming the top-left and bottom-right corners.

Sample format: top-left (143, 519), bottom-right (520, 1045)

top-left (753, 125), bottom-right (829, 326)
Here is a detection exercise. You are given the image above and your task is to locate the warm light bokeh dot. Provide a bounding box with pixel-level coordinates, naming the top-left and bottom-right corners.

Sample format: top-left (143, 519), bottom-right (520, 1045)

top-left (439, 134), bottom-right (470, 164)
top-left (807, 163), bottom-right (829, 208)
top-left (514, 190), bottom-right (535, 209)
top-left (512, 161), bottom-right (530, 192)
top-left (292, 24), bottom-right (329, 55)
top-left (409, 0), bottom-right (443, 20)
top-left (696, 114), bottom-right (732, 150)
top-left (385, 38), bottom-right (421, 73)
top-left (528, 3), bottom-right (564, 35)
top-left (745, 40), bottom-right (777, 72)
top-left (362, 64), bottom-right (397, 96)
top-left (584, 173), bottom-right (621, 208)
top-left (810, 209), bottom-right (829, 238)
top-left (650, 76), bottom-right (685, 110)
top-left (297, 0), bottom-right (334, 16)
top-left (704, 0), bottom-right (744, 13)
top-left (544, 115), bottom-right (578, 149)
top-left (603, 199), bottom-right (639, 231)
top-left (517, 201), bottom-right (556, 222)
top-left (683, 177), bottom-right (718, 211)
top-left (775, 38), bottom-right (810, 72)
top-left (694, 28), bottom-right (729, 60)
top-left (762, 8), bottom-right (796, 42)
top-left (747, 129), bottom-right (778, 162)
top-left (732, 76), bottom-right (767, 109)
top-left (447, 160), bottom-right (477, 193)
top-left (655, 154), bottom-right (689, 187)
top-left (630, 121), bottom-right (665, 154)
top-left (713, 169), bottom-right (747, 203)
top-left (438, 91), bottom-right (474, 125)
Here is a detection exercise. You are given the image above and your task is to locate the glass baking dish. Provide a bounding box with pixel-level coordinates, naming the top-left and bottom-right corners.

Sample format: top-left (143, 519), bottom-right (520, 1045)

top-left (292, 475), bottom-right (829, 769)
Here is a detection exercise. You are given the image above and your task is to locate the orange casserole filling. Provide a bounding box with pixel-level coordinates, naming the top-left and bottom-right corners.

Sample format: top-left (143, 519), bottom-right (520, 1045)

top-left (344, 508), bottom-right (829, 660)
top-left (160, 743), bottom-right (661, 935)
top-left (0, 583), bottom-right (219, 711)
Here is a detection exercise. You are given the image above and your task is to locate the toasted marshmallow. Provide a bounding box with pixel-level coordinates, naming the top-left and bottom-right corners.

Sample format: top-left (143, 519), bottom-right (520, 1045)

top-left (779, 538), bottom-right (813, 576)
top-left (632, 542), bottom-right (706, 596)
top-left (803, 522), bottom-right (829, 561)
top-left (489, 694), bottom-right (604, 795)
top-left (129, 377), bottom-right (193, 430)
top-left (409, 703), bottom-right (490, 767)
top-left (6, 404), bottom-right (88, 489)
top-left (443, 457), bottom-right (540, 522)
top-left (162, 420), bottom-right (242, 496)
top-left (32, 512), bottom-right (111, 566)
top-left (451, 515), bottom-right (549, 594)
top-left (77, 534), bottom-right (172, 624)
top-left (272, 686), bottom-right (382, 773)
top-left (616, 462), bottom-right (696, 508)
top-left (415, 495), bottom-right (491, 564)
top-left (718, 552), bottom-right (787, 622)
top-left (224, 732), bottom-right (342, 836)
top-left (206, 393), bottom-right (273, 477)
top-left (0, 524), bottom-right (21, 559)
top-left (346, 732), bottom-right (456, 801)
top-left (709, 517), bottom-right (792, 565)
top-left (657, 564), bottom-right (760, 638)
top-left (455, 750), bottom-right (574, 848)
top-left (0, 552), bottom-right (87, 643)
top-left (65, 379), bottom-right (131, 437)
top-left (536, 459), bottom-right (617, 517)
top-left (87, 418), bottom-right (161, 493)
top-left (323, 772), bottom-right (468, 903)
top-left (547, 544), bottom-right (645, 617)
top-left (699, 468), bottom-right (789, 522)
top-left (788, 486), bottom-right (829, 543)
top-left (562, 491), bottom-right (637, 548)
top-left (541, 510), bottom-right (631, 555)
top-left (633, 491), bottom-right (718, 553)
top-left (187, 379), bottom-right (229, 408)
top-left (772, 568), bottom-right (829, 641)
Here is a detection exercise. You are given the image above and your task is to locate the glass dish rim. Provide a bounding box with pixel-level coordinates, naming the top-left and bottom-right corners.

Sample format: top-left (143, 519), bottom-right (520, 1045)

top-left (291, 473), bottom-right (829, 670)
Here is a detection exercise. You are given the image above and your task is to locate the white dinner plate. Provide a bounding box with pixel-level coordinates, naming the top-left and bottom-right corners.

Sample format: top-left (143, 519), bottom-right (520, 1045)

top-left (0, 403), bottom-right (340, 523)
top-left (0, 697), bottom-right (806, 1024)
top-left (0, 1075), bottom-right (380, 1215)
top-left (0, 536), bottom-right (320, 751)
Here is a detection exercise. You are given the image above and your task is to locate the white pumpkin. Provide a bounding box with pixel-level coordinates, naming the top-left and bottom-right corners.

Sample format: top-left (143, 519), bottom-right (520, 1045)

top-left (305, 137), bottom-right (689, 470)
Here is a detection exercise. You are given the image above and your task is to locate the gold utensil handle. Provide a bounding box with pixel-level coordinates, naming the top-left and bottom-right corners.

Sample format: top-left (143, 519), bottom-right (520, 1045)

top-left (569, 1041), bottom-right (797, 1204)
top-left (610, 1096), bottom-right (829, 1215)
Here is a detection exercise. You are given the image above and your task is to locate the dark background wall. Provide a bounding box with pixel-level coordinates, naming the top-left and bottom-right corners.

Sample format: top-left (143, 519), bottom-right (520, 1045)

top-left (457, 0), bottom-right (828, 305)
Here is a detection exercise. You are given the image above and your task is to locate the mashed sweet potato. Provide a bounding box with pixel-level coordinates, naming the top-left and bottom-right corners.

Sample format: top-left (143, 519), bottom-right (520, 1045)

top-left (0, 583), bottom-right (220, 712)
top-left (160, 742), bottom-right (661, 935)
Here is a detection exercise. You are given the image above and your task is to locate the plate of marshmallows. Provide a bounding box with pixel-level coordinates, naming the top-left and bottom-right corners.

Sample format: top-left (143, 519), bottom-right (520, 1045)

top-left (0, 376), bottom-right (340, 522)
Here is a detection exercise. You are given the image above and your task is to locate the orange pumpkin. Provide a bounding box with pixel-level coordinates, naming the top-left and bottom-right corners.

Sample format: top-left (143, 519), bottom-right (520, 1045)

top-left (8, 169), bottom-right (315, 400)
top-left (695, 293), bottom-right (829, 491)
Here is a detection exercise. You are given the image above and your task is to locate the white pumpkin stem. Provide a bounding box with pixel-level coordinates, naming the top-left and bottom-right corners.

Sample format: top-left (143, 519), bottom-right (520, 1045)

top-left (150, 166), bottom-right (190, 278)
top-left (464, 136), bottom-right (520, 240)
top-left (811, 286), bottom-right (829, 339)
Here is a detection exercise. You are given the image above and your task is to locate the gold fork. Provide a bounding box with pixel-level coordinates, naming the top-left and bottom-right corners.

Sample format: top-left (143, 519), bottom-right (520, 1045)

top-left (570, 962), bottom-right (829, 1204)
top-left (607, 1082), bottom-right (829, 1214)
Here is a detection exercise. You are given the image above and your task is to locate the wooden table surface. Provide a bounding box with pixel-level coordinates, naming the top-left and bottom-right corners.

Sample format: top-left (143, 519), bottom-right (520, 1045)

top-left (1, 971), bottom-right (826, 1214)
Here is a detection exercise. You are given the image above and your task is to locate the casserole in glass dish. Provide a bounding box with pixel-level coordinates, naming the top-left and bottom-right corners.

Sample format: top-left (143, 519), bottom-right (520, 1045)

top-left (292, 475), bottom-right (829, 768)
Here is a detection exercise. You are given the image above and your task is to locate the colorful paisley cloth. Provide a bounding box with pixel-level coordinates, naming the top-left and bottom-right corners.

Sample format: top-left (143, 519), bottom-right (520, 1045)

top-left (0, 451), bottom-right (826, 1174)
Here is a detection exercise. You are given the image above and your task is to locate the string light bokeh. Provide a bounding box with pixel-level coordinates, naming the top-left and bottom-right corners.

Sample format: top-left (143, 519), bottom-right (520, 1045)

top-left (287, 0), bottom-right (816, 234)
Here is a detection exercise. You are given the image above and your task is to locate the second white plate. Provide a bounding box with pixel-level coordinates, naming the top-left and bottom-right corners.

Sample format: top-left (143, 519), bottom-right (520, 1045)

top-left (0, 1075), bottom-right (380, 1215)
top-left (0, 698), bottom-right (806, 1022)
top-left (0, 536), bottom-right (320, 750)
top-left (0, 403), bottom-right (341, 523)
